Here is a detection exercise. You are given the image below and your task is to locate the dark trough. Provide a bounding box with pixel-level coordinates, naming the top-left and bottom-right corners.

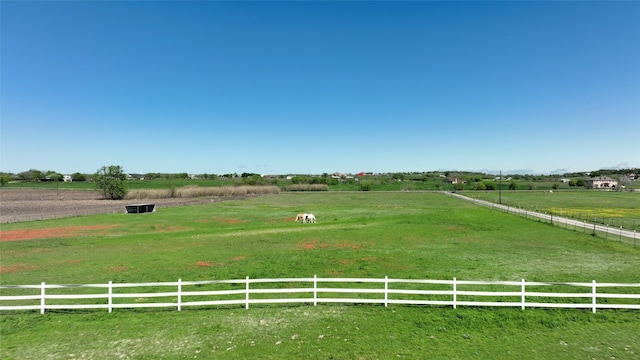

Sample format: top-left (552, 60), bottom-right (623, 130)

top-left (125, 204), bottom-right (156, 214)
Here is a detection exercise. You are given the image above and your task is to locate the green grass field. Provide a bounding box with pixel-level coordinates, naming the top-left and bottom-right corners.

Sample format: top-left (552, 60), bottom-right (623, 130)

top-left (1, 192), bottom-right (639, 359)
top-left (462, 190), bottom-right (640, 231)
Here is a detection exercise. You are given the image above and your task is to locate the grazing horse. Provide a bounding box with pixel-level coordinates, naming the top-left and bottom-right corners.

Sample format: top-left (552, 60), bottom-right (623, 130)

top-left (304, 213), bottom-right (316, 223)
top-left (295, 213), bottom-right (306, 223)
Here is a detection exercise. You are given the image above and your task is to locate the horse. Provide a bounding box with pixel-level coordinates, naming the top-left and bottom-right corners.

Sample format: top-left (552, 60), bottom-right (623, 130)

top-left (295, 213), bottom-right (306, 223)
top-left (304, 213), bottom-right (316, 223)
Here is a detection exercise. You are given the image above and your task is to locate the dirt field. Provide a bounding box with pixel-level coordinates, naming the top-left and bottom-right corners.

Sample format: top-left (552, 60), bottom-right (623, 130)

top-left (0, 189), bottom-right (235, 224)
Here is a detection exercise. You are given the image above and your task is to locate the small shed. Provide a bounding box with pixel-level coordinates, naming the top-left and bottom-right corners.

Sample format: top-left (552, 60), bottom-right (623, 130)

top-left (125, 204), bottom-right (156, 214)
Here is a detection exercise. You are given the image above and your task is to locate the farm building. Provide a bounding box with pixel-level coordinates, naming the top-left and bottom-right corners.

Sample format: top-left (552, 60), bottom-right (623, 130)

top-left (585, 176), bottom-right (618, 189)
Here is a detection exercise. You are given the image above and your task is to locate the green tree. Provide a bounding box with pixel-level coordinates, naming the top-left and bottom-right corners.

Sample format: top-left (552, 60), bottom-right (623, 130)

top-left (94, 165), bottom-right (127, 200)
top-left (72, 172), bottom-right (87, 182)
top-left (47, 171), bottom-right (63, 181)
top-left (509, 181), bottom-right (518, 191)
top-left (359, 180), bottom-right (372, 191)
top-left (17, 169), bottom-right (43, 182)
top-left (0, 173), bottom-right (10, 187)
top-left (483, 181), bottom-right (496, 190)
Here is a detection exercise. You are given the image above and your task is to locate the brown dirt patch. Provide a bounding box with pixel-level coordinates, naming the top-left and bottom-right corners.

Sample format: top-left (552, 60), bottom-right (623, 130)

top-left (0, 263), bottom-right (39, 273)
top-left (152, 224), bottom-right (191, 232)
top-left (297, 240), bottom-right (364, 251)
top-left (297, 240), bottom-right (318, 250)
top-left (215, 218), bottom-right (245, 224)
top-left (335, 241), bottom-right (362, 250)
top-left (0, 224), bottom-right (120, 242)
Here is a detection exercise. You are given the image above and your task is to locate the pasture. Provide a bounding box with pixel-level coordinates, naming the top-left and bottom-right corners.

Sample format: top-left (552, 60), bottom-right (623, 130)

top-left (1, 192), bottom-right (639, 359)
top-left (462, 190), bottom-right (640, 232)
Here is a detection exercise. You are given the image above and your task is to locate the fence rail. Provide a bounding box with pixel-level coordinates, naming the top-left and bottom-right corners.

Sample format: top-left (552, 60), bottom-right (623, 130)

top-left (1, 277), bottom-right (639, 314)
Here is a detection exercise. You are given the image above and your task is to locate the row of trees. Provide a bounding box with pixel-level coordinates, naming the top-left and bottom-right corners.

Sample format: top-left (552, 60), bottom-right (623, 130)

top-left (3, 166), bottom-right (637, 197)
top-left (1, 169), bottom-right (87, 184)
top-left (0, 166), bottom-right (126, 200)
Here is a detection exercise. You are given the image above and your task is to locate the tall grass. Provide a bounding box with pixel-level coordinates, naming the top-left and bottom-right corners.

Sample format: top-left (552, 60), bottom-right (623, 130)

top-left (124, 185), bottom-right (280, 199)
top-left (283, 184), bottom-right (329, 191)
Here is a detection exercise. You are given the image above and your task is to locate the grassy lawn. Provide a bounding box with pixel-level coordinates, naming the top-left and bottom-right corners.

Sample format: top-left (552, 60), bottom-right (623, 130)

top-left (461, 190), bottom-right (640, 231)
top-left (1, 192), bottom-right (639, 359)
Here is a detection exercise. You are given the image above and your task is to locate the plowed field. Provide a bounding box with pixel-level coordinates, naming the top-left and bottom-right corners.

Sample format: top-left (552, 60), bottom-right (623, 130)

top-left (0, 189), bottom-right (226, 224)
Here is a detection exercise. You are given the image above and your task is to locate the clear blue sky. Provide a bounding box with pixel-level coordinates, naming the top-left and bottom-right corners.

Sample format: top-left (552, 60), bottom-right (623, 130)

top-left (2, 1), bottom-right (639, 176)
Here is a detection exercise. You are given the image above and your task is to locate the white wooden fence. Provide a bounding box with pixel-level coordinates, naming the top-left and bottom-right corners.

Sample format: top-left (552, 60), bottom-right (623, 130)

top-left (1, 277), bottom-right (639, 314)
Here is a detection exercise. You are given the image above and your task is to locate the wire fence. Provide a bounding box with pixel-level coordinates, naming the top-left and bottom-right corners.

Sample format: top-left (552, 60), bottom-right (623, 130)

top-left (447, 192), bottom-right (639, 246)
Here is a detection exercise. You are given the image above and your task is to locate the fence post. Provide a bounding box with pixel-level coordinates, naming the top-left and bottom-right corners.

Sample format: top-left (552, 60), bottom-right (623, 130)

top-left (592, 280), bottom-right (597, 314)
top-left (521, 279), bottom-right (526, 310)
top-left (40, 282), bottom-right (46, 314)
top-left (452, 277), bottom-right (457, 309)
top-left (108, 281), bottom-right (113, 313)
top-left (313, 275), bottom-right (317, 306)
top-left (177, 278), bottom-right (182, 312)
top-left (384, 276), bottom-right (388, 308)
top-left (620, 226), bottom-right (623, 242)
top-left (245, 276), bottom-right (250, 310)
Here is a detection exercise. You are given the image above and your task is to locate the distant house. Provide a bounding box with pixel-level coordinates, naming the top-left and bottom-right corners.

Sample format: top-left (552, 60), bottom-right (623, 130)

top-left (585, 176), bottom-right (618, 189)
top-left (63, 175), bottom-right (73, 182)
top-left (446, 178), bottom-right (465, 184)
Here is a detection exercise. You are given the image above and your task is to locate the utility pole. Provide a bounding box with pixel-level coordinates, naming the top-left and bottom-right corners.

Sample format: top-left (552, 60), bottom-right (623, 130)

top-left (499, 171), bottom-right (502, 204)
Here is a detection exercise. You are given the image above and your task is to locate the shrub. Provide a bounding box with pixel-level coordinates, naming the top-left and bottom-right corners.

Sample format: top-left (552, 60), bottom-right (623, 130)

top-left (94, 165), bottom-right (126, 200)
top-left (473, 182), bottom-right (486, 191)
top-left (359, 181), bottom-right (372, 191)
top-left (72, 172), bottom-right (87, 182)
top-left (483, 181), bottom-right (496, 190)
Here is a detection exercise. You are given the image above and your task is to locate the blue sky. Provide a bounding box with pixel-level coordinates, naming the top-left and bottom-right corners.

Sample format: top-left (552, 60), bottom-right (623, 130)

top-left (1, 1), bottom-right (639, 176)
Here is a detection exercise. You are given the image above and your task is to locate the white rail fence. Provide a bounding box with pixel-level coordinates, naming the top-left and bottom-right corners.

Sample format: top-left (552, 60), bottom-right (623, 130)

top-left (1, 277), bottom-right (639, 314)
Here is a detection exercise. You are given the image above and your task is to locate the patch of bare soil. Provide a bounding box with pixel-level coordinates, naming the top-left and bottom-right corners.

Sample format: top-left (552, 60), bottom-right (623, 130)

top-left (0, 189), bottom-right (246, 224)
top-left (0, 224), bottom-right (120, 241)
